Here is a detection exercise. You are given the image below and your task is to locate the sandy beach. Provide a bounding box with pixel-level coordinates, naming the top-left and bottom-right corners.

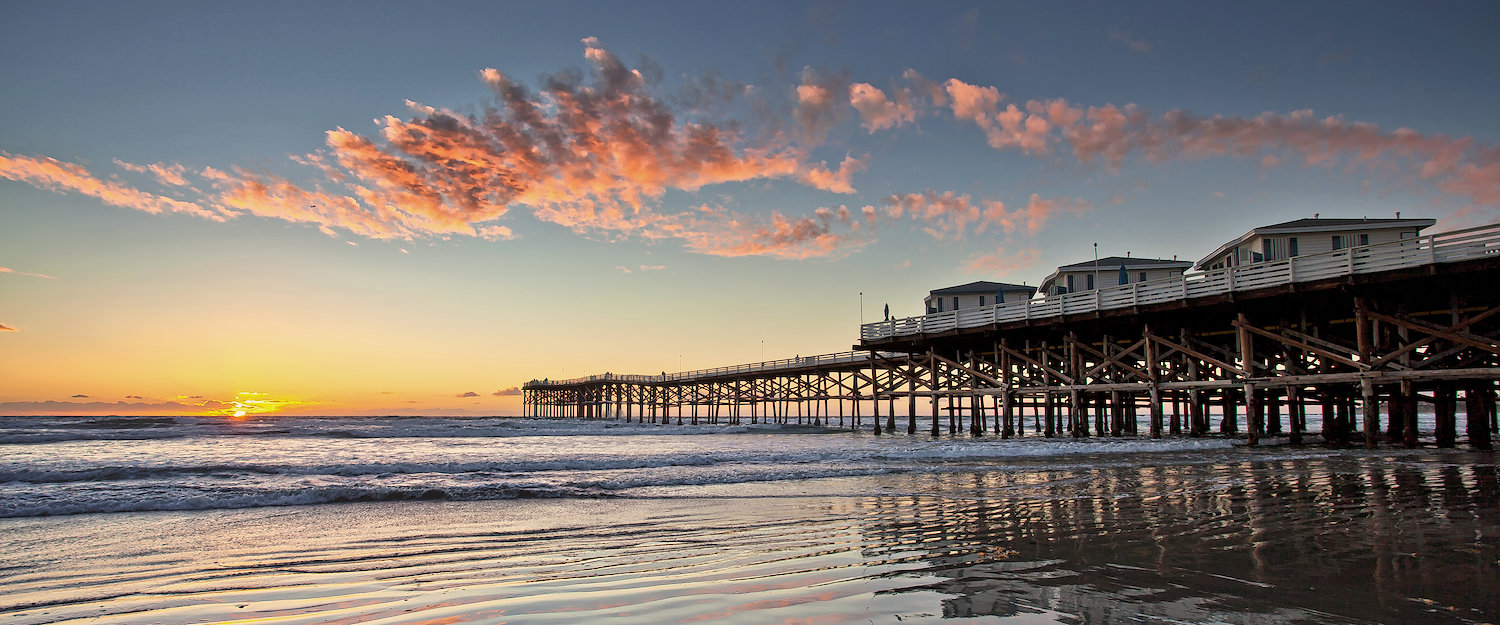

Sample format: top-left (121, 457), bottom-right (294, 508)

top-left (2, 419), bottom-right (1495, 624)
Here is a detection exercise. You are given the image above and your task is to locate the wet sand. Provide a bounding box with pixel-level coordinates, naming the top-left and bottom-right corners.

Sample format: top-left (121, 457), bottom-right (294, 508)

top-left (2, 447), bottom-right (1496, 624)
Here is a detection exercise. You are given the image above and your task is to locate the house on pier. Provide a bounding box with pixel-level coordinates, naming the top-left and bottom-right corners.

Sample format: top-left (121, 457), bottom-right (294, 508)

top-left (924, 281), bottom-right (1037, 314)
top-left (1037, 256), bottom-right (1192, 296)
top-left (1194, 216), bottom-right (1435, 270)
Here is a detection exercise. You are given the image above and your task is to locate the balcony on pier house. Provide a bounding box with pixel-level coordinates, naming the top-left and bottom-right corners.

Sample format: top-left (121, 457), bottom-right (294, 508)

top-left (1194, 216), bottom-right (1435, 271)
top-left (1037, 256), bottom-right (1193, 296)
top-left (924, 281), bottom-right (1038, 314)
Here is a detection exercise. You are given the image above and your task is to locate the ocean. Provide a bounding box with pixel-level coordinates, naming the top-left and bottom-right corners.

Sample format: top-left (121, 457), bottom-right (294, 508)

top-left (1, 416), bottom-right (1495, 624)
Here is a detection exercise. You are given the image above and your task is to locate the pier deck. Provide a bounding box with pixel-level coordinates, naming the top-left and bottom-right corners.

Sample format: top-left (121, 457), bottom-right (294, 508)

top-left (525, 222), bottom-right (1500, 448)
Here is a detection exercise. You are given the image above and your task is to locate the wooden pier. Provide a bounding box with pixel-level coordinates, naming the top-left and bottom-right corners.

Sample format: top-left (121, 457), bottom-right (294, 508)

top-left (525, 222), bottom-right (1500, 448)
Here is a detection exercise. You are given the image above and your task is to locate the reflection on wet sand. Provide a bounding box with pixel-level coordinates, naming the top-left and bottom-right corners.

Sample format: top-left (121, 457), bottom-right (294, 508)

top-left (850, 452), bottom-right (1499, 624)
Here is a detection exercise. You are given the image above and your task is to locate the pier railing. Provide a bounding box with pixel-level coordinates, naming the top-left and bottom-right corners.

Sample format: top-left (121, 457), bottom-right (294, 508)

top-left (527, 351), bottom-right (902, 387)
top-left (862, 222), bottom-right (1500, 341)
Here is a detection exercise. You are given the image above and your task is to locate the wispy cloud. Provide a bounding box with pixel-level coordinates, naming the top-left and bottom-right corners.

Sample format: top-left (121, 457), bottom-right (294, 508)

top-left (1108, 28), bottom-right (1154, 53)
top-left (615, 264), bottom-right (667, 274)
top-left (963, 248), bottom-right (1041, 275)
top-left (114, 159), bottom-right (189, 186)
top-left (0, 323), bottom-right (17, 332)
top-left (0, 267), bottom-right (58, 279)
top-left (0, 153), bottom-right (225, 221)
top-left (456, 391), bottom-right (480, 398)
top-left (492, 387), bottom-right (522, 397)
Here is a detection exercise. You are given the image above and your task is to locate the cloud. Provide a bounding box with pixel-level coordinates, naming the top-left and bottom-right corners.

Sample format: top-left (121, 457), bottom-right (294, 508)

top-left (0, 267), bottom-right (57, 279)
top-left (71, 394), bottom-right (88, 398)
top-left (678, 203), bottom-right (871, 260)
top-left (797, 155), bottom-right (865, 194)
top-left (848, 83), bottom-right (916, 132)
top-left (882, 190), bottom-right (1089, 239)
top-left (114, 159), bottom-right (190, 186)
top-left (125, 395), bottom-right (143, 399)
top-left (3, 39), bottom-right (875, 260)
top-left (492, 387), bottom-right (522, 396)
top-left (0, 153), bottom-right (225, 221)
top-left (0, 323), bottom-right (16, 332)
top-left (1108, 28), bottom-right (1154, 53)
top-left (905, 72), bottom-right (1499, 213)
top-left (616, 264), bottom-right (667, 274)
top-left (792, 66), bottom-right (849, 144)
top-left (941, 79), bottom-right (1059, 153)
top-left (8, 42), bottom-right (1496, 264)
top-left (963, 248), bottom-right (1041, 275)
top-left (0, 398), bottom-right (234, 416)
top-left (456, 391), bottom-right (480, 398)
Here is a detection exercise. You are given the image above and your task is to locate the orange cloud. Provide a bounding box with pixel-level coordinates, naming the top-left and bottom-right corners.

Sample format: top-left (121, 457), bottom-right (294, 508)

top-left (4, 39), bottom-right (877, 260)
top-left (0, 323), bottom-right (16, 332)
top-left (0, 152), bottom-right (225, 221)
top-left (797, 155), bottom-right (866, 194)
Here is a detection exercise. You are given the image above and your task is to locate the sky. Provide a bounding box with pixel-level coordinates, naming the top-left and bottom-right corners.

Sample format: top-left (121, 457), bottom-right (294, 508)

top-left (2, 0), bottom-right (1498, 416)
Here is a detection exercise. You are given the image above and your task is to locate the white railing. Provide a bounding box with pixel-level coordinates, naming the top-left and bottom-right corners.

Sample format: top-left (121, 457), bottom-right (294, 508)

top-left (861, 221), bottom-right (1500, 341)
top-left (526, 351), bottom-right (904, 388)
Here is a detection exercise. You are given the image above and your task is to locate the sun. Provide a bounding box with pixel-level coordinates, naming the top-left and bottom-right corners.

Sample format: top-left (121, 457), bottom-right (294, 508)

top-left (233, 410), bottom-right (247, 418)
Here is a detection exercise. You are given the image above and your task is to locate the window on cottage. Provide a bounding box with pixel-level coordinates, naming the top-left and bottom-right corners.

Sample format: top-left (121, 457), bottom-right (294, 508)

top-left (953, 296), bottom-right (959, 310)
top-left (1086, 274), bottom-right (1095, 290)
top-left (1066, 275), bottom-right (1075, 293)
top-left (979, 295), bottom-right (986, 306)
top-left (1359, 234), bottom-right (1370, 246)
top-left (1289, 237), bottom-right (1299, 256)
top-left (1332, 235), bottom-right (1345, 250)
top-left (1139, 272), bottom-right (1147, 282)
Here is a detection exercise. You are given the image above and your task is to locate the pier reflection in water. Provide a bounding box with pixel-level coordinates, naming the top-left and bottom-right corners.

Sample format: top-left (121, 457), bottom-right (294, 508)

top-left (846, 452), bottom-right (1498, 624)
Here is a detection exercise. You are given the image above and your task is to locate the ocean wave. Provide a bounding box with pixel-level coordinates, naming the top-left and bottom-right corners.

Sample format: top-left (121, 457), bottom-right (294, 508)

top-left (0, 437), bottom-right (1237, 485)
top-left (0, 465), bottom-right (906, 517)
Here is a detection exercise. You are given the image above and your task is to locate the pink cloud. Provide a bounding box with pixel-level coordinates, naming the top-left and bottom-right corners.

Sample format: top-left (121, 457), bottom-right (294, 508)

top-left (798, 155), bottom-right (866, 194)
top-left (848, 83), bottom-right (916, 132)
top-left (114, 159), bottom-right (190, 186)
top-left (0, 267), bottom-right (58, 279)
top-left (963, 248), bottom-right (1041, 275)
top-left (678, 203), bottom-right (869, 260)
top-left (884, 190), bottom-right (1088, 238)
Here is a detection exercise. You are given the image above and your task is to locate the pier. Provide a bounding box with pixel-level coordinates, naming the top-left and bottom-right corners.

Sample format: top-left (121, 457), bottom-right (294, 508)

top-left (525, 221), bottom-right (1500, 448)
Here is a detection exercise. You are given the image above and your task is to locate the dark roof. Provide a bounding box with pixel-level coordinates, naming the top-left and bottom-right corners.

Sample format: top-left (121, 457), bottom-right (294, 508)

top-left (1258, 217), bottom-right (1433, 230)
top-left (928, 281), bottom-right (1036, 296)
top-left (1055, 256), bottom-right (1191, 271)
top-left (1194, 216), bottom-right (1436, 269)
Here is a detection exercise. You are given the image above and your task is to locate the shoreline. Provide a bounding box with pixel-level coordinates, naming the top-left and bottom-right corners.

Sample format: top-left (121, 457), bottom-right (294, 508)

top-left (4, 446), bottom-right (1496, 624)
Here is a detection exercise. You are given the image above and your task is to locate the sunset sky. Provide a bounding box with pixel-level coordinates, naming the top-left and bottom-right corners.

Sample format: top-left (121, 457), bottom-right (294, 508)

top-left (3, 1), bottom-right (1498, 416)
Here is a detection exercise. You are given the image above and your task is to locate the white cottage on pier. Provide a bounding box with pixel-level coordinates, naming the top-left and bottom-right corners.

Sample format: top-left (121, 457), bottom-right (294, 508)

top-left (924, 281), bottom-right (1037, 314)
top-left (1194, 216), bottom-right (1435, 270)
top-left (1037, 256), bottom-right (1192, 296)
